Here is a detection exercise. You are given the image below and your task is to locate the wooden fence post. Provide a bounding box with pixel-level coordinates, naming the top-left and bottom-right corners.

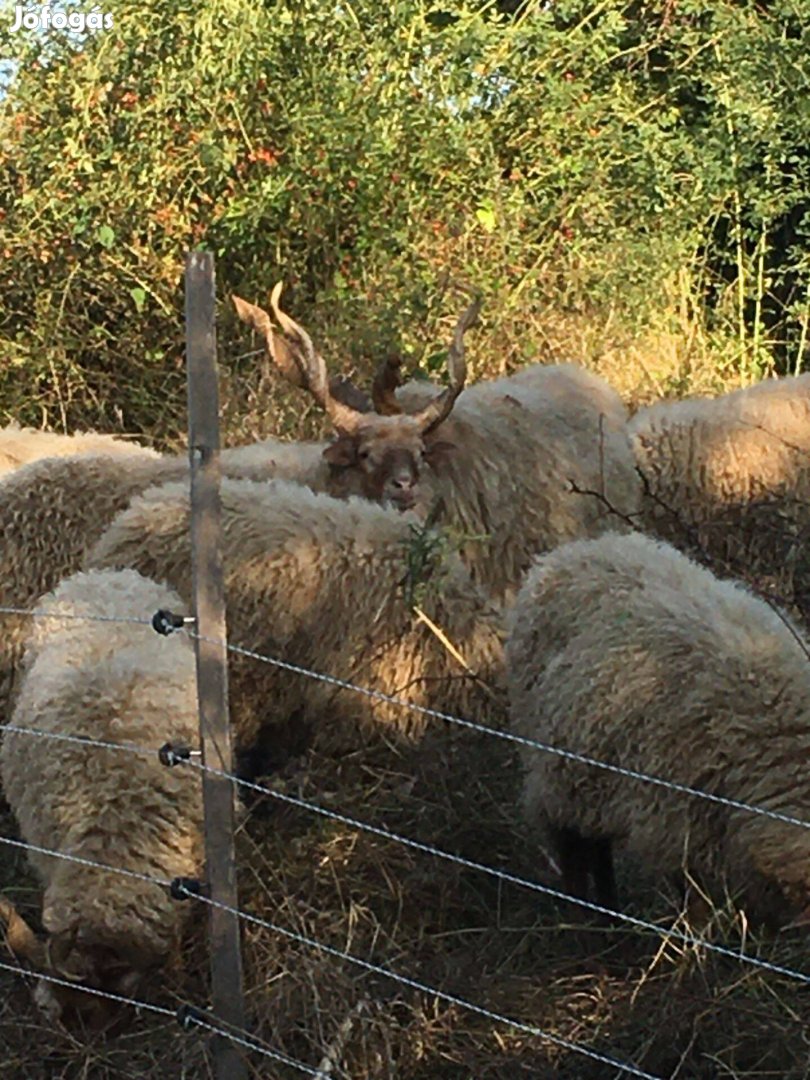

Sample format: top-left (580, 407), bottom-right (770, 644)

top-left (185, 250), bottom-right (248, 1080)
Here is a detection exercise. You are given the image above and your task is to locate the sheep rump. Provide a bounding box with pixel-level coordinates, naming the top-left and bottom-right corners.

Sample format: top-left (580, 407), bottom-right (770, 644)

top-left (0, 422), bottom-right (159, 478)
top-left (628, 374), bottom-right (810, 610)
top-left (506, 530), bottom-right (810, 921)
top-left (0, 568), bottom-right (202, 1017)
top-left (87, 477), bottom-right (506, 758)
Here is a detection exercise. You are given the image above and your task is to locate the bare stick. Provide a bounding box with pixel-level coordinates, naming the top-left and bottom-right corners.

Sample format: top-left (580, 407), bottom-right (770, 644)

top-left (314, 998), bottom-right (368, 1078)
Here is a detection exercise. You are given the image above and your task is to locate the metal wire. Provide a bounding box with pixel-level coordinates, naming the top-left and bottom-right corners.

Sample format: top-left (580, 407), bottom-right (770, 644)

top-left (5, 600), bottom-right (810, 836)
top-left (0, 957), bottom-right (175, 1017)
top-left (181, 888), bottom-right (665, 1080)
top-left (0, 835), bottom-right (172, 889)
top-left (2, 603), bottom-right (810, 1075)
top-left (2, 721), bottom-right (157, 758)
top-left (187, 760), bottom-right (810, 988)
top-left (0, 604), bottom-right (154, 627)
top-left (203, 632), bottom-right (810, 836)
top-left (185, 1013), bottom-right (323, 1076)
top-left (0, 959), bottom-right (321, 1074)
top-left (5, 721), bottom-right (810, 989)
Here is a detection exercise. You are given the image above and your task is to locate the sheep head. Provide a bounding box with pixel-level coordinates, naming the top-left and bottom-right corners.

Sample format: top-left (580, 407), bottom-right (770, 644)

top-left (0, 892), bottom-right (170, 1028)
top-left (233, 285), bottom-right (481, 512)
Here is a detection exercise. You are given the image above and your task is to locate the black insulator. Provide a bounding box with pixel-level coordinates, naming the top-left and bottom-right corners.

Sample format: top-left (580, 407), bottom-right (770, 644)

top-left (176, 1002), bottom-right (206, 1029)
top-left (158, 742), bottom-right (192, 768)
top-left (151, 609), bottom-right (189, 636)
top-left (170, 877), bottom-right (209, 901)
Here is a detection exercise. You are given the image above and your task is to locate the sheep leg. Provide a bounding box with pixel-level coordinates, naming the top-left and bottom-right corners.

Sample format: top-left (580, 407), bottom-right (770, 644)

top-left (588, 837), bottom-right (618, 912)
top-left (551, 826), bottom-right (593, 905)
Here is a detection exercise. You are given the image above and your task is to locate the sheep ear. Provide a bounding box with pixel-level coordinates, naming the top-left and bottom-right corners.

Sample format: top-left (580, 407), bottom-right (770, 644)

top-left (322, 437), bottom-right (357, 468)
top-left (424, 439), bottom-right (456, 463)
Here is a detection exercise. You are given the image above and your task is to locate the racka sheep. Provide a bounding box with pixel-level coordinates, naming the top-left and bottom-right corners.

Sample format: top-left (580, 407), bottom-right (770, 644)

top-left (629, 374), bottom-right (810, 611)
top-left (0, 422), bottom-right (158, 478)
top-left (88, 477), bottom-right (506, 757)
top-left (0, 568), bottom-right (202, 1021)
top-left (235, 285), bottom-right (642, 603)
top-left (506, 530), bottom-right (810, 923)
top-left (0, 439), bottom-right (327, 724)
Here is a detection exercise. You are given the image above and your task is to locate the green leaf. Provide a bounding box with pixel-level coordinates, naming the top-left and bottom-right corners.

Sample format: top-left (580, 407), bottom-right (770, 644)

top-left (475, 205), bottom-right (496, 233)
top-left (424, 349), bottom-right (447, 373)
top-left (97, 225), bottom-right (115, 249)
top-left (130, 287), bottom-right (147, 313)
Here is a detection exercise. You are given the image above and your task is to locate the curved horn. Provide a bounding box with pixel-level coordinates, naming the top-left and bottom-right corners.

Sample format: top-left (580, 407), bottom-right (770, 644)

top-left (233, 293), bottom-right (373, 412)
top-left (413, 296), bottom-right (481, 435)
top-left (268, 282), bottom-right (365, 435)
top-left (329, 376), bottom-right (374, 413)
top-left (372, 354), bottom-right (405, 416)
top-left (232, 294), bottom-right (305, 388)
top-left (0, 898), bottom-right (47, 968)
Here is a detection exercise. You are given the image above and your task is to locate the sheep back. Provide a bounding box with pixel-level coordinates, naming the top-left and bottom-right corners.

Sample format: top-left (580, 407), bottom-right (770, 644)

top-left (404, 363), bottom-right (641, 604)
top-left (0, 424), bottom-right (159, 479)
top-left (0, 437), bottom-right (337, 725)
top-left (0, 452), bottom-right (187, 725)
top-left (628, 375), bottom-right (810, 601)
top-left (87, 478), bottom-right (505, 756)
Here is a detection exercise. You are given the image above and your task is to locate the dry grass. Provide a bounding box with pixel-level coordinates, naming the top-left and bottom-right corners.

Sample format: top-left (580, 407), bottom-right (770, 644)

top-left (214, 300), bottom-right (756, 454)
top-left (3, 717), bottom-right (810, 1080)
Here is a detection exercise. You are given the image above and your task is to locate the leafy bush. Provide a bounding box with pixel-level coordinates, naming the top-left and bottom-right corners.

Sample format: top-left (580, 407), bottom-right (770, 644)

top-left (0, 0), bottom-right (808, 443)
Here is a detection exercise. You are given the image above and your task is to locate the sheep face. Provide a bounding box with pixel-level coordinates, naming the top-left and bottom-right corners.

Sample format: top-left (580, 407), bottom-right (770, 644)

top-left (39, 933), bottom-right (162, 1026)
top-left (322, 415), bottom-right (453, 511)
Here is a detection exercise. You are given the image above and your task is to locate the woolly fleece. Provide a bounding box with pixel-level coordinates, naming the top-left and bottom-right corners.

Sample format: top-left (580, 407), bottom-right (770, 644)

top-left (507, 530), bottom-right (810, 916)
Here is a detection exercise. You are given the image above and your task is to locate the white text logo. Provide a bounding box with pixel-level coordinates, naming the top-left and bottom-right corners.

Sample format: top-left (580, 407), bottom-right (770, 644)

top-left (9, 5), bottom-right (114, 33)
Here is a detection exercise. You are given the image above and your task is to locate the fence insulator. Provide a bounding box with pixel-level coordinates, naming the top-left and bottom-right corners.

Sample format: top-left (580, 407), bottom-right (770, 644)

top-left (158, 742), bottom-right (201, 768)
top-left (170, 876), bottom-right (210, 901)
top-left (152, 609), bottom-right (196, 636)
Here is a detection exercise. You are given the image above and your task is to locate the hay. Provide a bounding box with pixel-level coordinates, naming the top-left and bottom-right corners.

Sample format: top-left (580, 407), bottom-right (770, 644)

top-left (3, 719), bottom-right (810, 1079)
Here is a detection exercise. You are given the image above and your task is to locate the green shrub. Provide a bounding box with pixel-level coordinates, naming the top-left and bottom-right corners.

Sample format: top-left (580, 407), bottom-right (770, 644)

top-left (1, 0), bottom-right (808, 442)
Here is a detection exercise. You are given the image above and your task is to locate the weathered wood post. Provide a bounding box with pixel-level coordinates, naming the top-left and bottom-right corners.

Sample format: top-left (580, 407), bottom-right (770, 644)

top-left (185, 251), bottom-right (248, 1080)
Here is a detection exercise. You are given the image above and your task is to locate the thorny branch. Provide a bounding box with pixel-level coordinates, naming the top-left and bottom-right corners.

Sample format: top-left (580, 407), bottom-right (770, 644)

top-left (570, 472), bottom-right (810, 666)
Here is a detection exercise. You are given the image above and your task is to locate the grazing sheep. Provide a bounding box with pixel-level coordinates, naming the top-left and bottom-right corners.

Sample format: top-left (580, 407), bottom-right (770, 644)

top-left (0, 439), bottom-right (329, 725)
top-left (235, 286), bottom-right (642, 603)
top-left (629, 374), bottom-right (810, 611)
top-left (0, 422), bottom-right (158, 478)
top-left (0, 568), bottom-right (202, 1021)
top-left (87, 478), bottom-right (506, 758)
top-left (506, 530), bottom-right (810, 923)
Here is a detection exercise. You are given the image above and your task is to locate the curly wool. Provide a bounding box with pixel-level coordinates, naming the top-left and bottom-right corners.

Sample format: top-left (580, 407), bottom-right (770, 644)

top-left (628, 374), bottom-right (810, 592)
top-left (87, 478), bottom-right (506, 757)
top-left (0, 568), bottom-right (202, 1005)
top-left (0, 439), bottom-right (330, 725)
top-left (393, 363), bottom-right (642, 605)
top-left (506, 530), bottom-right (810, 917)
